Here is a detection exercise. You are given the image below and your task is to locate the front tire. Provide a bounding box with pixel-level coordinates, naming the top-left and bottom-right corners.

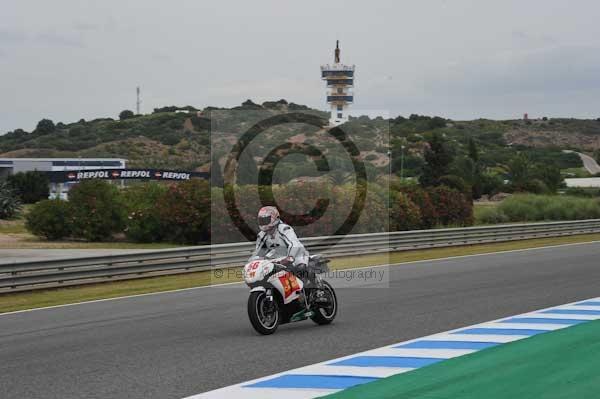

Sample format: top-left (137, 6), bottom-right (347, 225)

top-left (311, 281), bottom-right (337, 325)
top-left (248, 291), bottom-right (280, 335)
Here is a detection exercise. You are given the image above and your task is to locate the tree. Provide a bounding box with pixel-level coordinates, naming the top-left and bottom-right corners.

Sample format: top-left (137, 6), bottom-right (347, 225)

top-left (533, 164), bottom-right (563, 193)
top-left (25, 200), bottom-right (73, 240)
top-left (480, 173), bottom-right (505, 196)
top-left (119, 110), bottom-right (135, 120)
top-left (420, 132), bottom-right (453, 187)
top-left (468, 137), bottom-right (479, 163)
top-left (428, 116), bottom-right (447, 129)
top-left (35, 119), bottom-right (55, 134)
top-left (439, 175), bottom-right (471, 196)
top-left (69, 180), bottom-right (125, 241)
top-left (237, 148), bottom-right (259, 185)
top-left (239, 99), bottom-right (262, 110)
top-left (122, 182), bottom-right (167, 242)
top-left (427, 186), bottom-right (473, 226)
top-left (210, 153), bottom-right (224, 187)
top-left (156, 180), bottom-right (211, 244)
top-left (507, 153), bottom-right (531, 191)
top-left (7, 171), bottom-right (50, 204)
top-left (0, 181), bottom-right (22, 219)
top-left (390, 193), bottom-right (421, 231)
top-left (462, 137), bottom-right (484, 199)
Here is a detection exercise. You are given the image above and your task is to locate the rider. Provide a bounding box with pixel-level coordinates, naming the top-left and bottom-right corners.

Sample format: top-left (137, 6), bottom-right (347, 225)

top-left (251, 206), bottom-right (326, 302)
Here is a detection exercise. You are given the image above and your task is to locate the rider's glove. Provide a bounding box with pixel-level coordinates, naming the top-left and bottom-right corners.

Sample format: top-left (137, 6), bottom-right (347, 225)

top-left (280, 256), bottom-right (295, 266)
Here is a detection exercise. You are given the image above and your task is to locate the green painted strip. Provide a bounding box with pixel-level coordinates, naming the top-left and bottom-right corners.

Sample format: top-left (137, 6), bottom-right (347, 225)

top-left (320, 319), bottom-right (600, 399)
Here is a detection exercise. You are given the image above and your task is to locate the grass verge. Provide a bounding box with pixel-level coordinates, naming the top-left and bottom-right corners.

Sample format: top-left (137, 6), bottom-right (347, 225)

top-left (1, 233), bottom-right (600, 314)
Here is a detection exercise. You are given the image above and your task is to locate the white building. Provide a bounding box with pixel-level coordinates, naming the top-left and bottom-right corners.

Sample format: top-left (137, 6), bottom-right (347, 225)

top-left (0, 158), bottom-right (127, 200)
top-left (565, 178), bottom-right (600, 188)
top-left (321, 41), bottom-right (355, 126)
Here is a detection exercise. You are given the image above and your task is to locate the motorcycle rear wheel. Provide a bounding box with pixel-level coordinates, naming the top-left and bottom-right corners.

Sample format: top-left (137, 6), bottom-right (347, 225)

top-left (311, 281), bottom-right (337, 325)
top-left (248, 291), bottom-right (280, 335)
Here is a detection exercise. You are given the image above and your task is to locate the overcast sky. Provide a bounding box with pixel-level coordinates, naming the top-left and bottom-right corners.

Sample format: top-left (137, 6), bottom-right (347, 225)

top-left (1, 0), bottom-right (600, 133)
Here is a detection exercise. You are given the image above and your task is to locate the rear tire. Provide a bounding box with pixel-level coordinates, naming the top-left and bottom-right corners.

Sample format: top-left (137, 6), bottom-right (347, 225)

top-left (311, 281), bottom-right (337, 325)
top-left (248, 291), bottom-right (280, 335)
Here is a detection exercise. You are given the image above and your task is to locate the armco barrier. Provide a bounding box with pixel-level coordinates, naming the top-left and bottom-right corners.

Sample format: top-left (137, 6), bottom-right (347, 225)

top-left (1, 219), bottom-right (600, 293)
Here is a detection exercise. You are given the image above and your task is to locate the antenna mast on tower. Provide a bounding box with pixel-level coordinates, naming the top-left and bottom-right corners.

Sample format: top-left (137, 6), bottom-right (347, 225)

top-left (136, 86), bottom-right (141, 114)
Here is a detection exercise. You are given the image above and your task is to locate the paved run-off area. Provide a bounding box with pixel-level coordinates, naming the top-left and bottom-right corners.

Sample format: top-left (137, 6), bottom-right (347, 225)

top-left (323, 309), bottom-right (600, 399)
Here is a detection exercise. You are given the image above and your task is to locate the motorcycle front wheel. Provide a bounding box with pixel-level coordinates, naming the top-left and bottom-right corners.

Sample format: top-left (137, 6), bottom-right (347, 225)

top-left (248, 291), bottom-right (280, 335)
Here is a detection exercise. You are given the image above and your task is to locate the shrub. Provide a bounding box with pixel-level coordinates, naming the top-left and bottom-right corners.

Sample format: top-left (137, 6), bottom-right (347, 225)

top-left (499, 194), bottom-right (600, 222)
top-left (439, 175), bottom-right (471, 197)
top-left (35, 119), bottom-right (55, 134)
top-left (210, 182), bottom-right (389, 243)
top-left (563, 187), bottom-right (600, 198)
top-left (390, 193), bottom-right (421, 230)
top-left (157, 179), bottom-right (211, 244)
top-left (475, 206), bottom-right (509, 225)
top-left (69, 180), bottom-right (126, 241)
top-left (25, 200), bottom-right (73, 240)
top-left (522, 179), bottom-right (549, 194)
top-left (122, 182), bottom-right (168, 242)
top-left (119, 110), bottom-right (135, 120)
top-left (480, 173), bottom-right (505, 196)
top-left (0, 181), bottom-right (22, 219)
top-left (401, 185), bottom-right (438, 228)
top-left (427, 186), bottom-right (474, 226)
top-left (498, 195), bottom-right (540, 221)
top-left (7, 171), bottom-right (50, 204)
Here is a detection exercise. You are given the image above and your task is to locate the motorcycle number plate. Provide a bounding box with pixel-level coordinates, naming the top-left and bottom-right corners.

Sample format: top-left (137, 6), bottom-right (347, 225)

top-left (249, 261), bottom-right (260, 270)
top-left (279, 272), bottom-right (300, 299)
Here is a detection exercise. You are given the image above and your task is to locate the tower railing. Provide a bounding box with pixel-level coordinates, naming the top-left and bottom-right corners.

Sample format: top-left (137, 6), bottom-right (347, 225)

top-left (320, 64), bottom-right (355, 71)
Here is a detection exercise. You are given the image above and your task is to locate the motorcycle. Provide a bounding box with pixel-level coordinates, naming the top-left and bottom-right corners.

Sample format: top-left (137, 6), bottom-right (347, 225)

top-left (243, 250), bottom-right (338, 335)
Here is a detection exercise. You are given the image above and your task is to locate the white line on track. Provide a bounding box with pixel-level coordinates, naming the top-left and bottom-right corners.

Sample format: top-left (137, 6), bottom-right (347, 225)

top-left (1, 239), bottom-right (599, 317)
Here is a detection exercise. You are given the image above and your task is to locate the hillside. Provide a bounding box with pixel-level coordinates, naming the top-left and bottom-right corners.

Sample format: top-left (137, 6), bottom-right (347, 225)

top-left (2, 100), bottom-right (600, 180)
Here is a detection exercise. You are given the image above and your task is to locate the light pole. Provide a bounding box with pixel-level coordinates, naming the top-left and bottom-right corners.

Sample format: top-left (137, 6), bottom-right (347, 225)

top-left (400, 145), bottom-right (405, 182)
top-left (387, 150), bottom-right (392, 181)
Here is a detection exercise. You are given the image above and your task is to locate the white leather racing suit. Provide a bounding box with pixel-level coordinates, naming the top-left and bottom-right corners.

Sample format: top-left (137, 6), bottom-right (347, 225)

top-left (251, 222), bottom-right (309, 266)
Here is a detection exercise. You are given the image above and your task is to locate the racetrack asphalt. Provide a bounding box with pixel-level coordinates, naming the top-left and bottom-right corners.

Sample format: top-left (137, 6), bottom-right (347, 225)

top-left (1, 242), bottom-right (600, 399)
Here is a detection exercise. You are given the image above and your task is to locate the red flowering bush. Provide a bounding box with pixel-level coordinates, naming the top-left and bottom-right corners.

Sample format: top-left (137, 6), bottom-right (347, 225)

top-left (122, 182), bottom-right (168, 242)
top-left (69, 180), bottom-right (125, 241)
top-left (156, 179), bottom-right (211, 244)
top-left (426, 185), bottom-right (473, 226)
top-left (390, 193), bottom-right (422, 231)
top-left (27, 179), bottom-right (474, 244)
top-left (209, 182), bottom-right (388, 243)
top-left (401, 185), bottom-right (438, 228)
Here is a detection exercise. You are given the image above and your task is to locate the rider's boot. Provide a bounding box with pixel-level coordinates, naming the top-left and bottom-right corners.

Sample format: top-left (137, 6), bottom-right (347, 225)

top-left (308, 272), bottom-right (329, 305)
top-left (297, 266), bottom-right (328, 305)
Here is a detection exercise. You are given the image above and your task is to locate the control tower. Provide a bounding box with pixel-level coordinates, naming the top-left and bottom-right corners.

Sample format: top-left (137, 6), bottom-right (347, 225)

top-left (321, 41), bottom-right (355, 126)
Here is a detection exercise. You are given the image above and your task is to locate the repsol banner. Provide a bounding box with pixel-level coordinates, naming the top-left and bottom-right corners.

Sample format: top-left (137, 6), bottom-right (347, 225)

top-left (48, 169), bottom-right (208, 183)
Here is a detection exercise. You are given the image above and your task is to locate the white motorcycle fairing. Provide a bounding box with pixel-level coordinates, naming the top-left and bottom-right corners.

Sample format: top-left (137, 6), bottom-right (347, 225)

top-left (243, 259), bottom-right (304, 305)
